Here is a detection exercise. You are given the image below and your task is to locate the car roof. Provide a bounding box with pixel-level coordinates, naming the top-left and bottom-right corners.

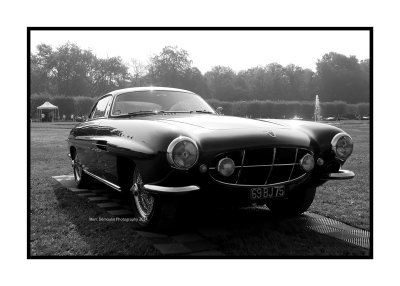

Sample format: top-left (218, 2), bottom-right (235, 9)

top-left (109, 87), bottom-right (196, 96)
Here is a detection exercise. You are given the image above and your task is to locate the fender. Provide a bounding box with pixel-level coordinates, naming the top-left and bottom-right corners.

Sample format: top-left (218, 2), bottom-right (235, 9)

top-left (94, 136), bottom-right (156, 159)
top-left (258, 119), bottom-right (345, 158)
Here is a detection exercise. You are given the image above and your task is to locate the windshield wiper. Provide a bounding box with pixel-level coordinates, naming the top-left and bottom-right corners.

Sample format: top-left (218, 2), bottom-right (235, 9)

top-left (190, 110), bottom-right (213, 114)
top-left (114, 110), bottom-right (212, 117)
top-left (115, 110), bottom-right (184, 117)
top-left (114, 110), bottom-right (158, 117)
top-left (129, 110), bottom-right (158, 115)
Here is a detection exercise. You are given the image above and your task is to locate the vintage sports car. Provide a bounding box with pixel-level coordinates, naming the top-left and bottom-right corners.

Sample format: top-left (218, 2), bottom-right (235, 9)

top-left (67, 87), bottom-right (354, 229)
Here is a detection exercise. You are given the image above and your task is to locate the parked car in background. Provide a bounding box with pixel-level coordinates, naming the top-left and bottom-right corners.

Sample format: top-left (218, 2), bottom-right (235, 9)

top-left (67, 87), bottom-right (355, 230)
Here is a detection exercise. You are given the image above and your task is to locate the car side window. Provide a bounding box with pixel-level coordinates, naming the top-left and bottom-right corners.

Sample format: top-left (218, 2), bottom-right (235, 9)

top-left (92, 96), bottom-right (111, 119)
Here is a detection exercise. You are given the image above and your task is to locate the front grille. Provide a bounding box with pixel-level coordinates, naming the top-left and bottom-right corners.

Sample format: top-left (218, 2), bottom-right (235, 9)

top-left (209, 147), bottom-right (312, 186)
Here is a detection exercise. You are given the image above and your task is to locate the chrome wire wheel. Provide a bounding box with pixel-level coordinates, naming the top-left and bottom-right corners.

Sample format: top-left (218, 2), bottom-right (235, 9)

top-left (131, 171), bottom-right (155, 219)
top-left (71, 152), bottom-right (90, 188)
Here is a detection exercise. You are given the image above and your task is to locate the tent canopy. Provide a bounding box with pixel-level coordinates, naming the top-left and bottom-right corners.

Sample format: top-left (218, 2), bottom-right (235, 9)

top-left (37, 101), bottom-right (58, 110)
top-left (36, 101), bottom-right (59, 121)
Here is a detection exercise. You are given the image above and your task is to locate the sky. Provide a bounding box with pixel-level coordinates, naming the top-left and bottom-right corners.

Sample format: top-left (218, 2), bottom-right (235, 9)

top-left (31, 30), bottom-right (370, 73)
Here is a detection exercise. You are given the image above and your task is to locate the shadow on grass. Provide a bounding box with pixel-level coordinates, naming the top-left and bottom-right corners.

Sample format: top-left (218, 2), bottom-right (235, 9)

top-left (51, 182), bottom-right (369, 257)
top-left (177, 204), bottom-right (370, 257)
top-left (52, 182), bottom-right (160, 256)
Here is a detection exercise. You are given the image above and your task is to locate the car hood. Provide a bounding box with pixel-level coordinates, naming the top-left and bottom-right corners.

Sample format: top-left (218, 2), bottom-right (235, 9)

top-left (157, 115), bottom-right (311, 151)
top-left (158, 114), bottom-right (287, 130)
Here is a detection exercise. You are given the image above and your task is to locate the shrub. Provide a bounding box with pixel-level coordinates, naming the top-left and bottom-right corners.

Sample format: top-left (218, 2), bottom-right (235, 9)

top-left (356, 102), bottom-right (370, 116)
top-left (321, 101), bottom-right (347, 117)
top-left (74, 96), bottom-right (96, 116)
top-left (246, 100), bottom-right (265, 117)
top-left (299, 102), bottom-right (314, 119)
top-left (232, 101), bottom-right (249, 117)
top-left (51, 96), bottom-right (75, 118)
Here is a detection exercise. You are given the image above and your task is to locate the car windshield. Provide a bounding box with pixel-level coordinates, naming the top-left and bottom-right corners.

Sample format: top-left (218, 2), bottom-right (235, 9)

top-left (111, 90), bottom-right (215, 116)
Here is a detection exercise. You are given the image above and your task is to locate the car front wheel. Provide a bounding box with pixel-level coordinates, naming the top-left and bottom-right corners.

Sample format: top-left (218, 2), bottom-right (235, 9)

top-left (265, 186), bottom-right (316, 216)
top-left (129, 169), bottom-right (178, 230)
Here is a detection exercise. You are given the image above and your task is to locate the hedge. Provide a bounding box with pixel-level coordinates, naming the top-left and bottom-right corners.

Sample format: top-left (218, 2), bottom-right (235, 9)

top-left (207, 99), bottom-right (370, 119)
top-left (30, 93), bottom-right (96, 119)
top-left (30, 93), bottom-right (370, 120)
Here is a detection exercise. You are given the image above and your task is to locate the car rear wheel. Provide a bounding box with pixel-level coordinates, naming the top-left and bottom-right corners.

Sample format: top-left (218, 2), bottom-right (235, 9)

top-left (265, 186), bottom-right (316, 216)
top-left (72, 153), bottom-right (91, 188)
top-left (129, 169), bottom-right (178, 230)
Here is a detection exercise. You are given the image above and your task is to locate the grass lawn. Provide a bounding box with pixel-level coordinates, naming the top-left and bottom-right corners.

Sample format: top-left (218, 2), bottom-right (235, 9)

top-left (29, 120), bottom-right (370, 256)
top-left (309, 121), bottom-right (370, 230)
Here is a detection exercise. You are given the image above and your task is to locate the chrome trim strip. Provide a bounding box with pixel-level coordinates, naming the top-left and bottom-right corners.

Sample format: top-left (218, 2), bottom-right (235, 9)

top-left (321, 170), bottom-right (355, 180)
top-left (244, 163), bottom-right (299, 168)
top-left (235, 149), bottom-right (246, 184)
top-left (264, 147), bottom-right (276, 184)
top-left (209, 162), bottom-right (299, 170)
top-left (143, 184), bottom-right (200, 193)
top-left (331, 132), bottom-right (353, 161)
top-left (166, 136), bottom-right (199, 170)
top-left (83, 170), bottom-right (121, 191)
top-left (211, 173), bottom-right (309, 188)
top-left (288, 148), bottom-right (298, 180)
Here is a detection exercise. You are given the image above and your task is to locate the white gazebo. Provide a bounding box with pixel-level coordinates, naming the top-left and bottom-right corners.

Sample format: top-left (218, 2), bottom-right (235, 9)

top-left (37, 101), bottom-right (59, 122)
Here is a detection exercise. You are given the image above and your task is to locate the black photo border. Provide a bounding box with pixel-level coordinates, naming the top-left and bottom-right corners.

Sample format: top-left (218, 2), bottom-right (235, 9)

top-left (27, 26), bottom-right (373, 259)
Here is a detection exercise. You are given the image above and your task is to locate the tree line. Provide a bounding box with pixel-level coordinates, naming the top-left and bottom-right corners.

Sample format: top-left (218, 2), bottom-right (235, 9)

top-left (31, 43), bottom-right (370, 104)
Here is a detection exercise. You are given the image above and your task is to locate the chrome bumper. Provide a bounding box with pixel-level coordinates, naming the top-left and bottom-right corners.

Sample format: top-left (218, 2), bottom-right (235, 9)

top-left (321, 169), bottom-right (355, 180)
top-left (143, 184), bottom-right (200, 194)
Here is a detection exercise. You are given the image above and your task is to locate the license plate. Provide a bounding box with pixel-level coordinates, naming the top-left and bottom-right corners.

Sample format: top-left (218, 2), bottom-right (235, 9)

top-left (250, 185), bottom-right (285, 200)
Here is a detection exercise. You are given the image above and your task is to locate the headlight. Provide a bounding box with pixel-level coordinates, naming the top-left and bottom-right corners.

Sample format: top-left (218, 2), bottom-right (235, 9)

top-left (331, 133), bottom-right (353, 160)
top-left (300, 154), bottom-right (315, 172)
top-left (167, 136), bottom-right (199, 170)
top-left (217, 158), bottom-right (235, 176)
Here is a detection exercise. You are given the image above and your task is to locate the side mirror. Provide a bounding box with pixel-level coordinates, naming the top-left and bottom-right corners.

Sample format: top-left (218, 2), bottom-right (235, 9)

top-left (216, 106), bottom-right (224, 115)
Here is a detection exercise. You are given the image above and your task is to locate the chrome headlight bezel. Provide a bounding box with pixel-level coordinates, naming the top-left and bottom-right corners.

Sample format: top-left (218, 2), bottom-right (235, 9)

top-left (166, 136), bottom-right (199, 170)
top-left (299, 153), bottom-right (315, 172)
top-left (217, 157), bottom-right (236, 177)
top-left (331, 133), bottom-right (353, 161)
